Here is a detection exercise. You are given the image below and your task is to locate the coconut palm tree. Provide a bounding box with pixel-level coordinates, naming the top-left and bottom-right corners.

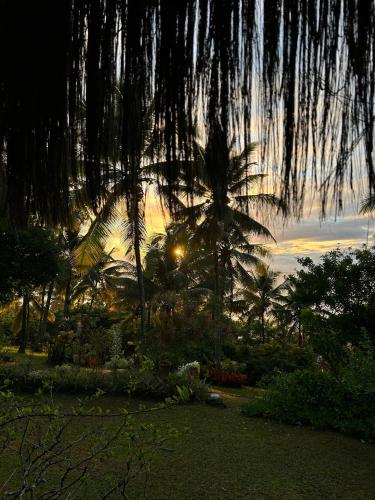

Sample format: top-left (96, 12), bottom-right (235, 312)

top-left (69, 248), bottom-right (129, 311)
top-left (236, 264), bottom-right (284, 344)
top-left (160, 133), bottom-right (279, 364)
top-left (273, 276), bottom-right (304, 346)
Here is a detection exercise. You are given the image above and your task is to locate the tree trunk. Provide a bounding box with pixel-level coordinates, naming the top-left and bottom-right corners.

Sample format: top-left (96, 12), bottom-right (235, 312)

top-left (37, 285), bottom-right (46, 336)
top-left (261, 311), bottom-right (265, 343)
top-left (89, 292), bottom-right (95, 310)
top-left (18, 292), bottom-right (29, 353)
top-left (37, 281), bottom-right (54, 348)
top-left (213, 244), bottom-right (222, 368)
top-left (133, 197), bottom-right (146, 337)
top-left (298, 317), bottom-right (303, 347)
top-left (64, 268), bottom-right (71, 318)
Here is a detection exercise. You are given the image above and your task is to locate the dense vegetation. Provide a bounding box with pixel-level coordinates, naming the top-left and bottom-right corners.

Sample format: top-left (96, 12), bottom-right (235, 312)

top-left (1, 132), bottom-right (374, 495)
top-left (1, 3), bottom-right (375, 496)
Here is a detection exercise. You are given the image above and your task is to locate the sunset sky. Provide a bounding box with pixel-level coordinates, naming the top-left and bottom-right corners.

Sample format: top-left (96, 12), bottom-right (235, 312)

top-left (267, 211), bottom-right (374, 273)
top-left (107, 194), bottom-right (375, 275)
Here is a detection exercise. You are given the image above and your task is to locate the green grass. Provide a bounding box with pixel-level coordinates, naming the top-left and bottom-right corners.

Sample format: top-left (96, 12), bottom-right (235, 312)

top-left (1, 351), bottom-right (374, 498)
top-left (0, 346), bottom-right (48, 366)
top-left (2, 390), bottom-right (374, 499)
top-left (134, 393), bottom-right (375, 499)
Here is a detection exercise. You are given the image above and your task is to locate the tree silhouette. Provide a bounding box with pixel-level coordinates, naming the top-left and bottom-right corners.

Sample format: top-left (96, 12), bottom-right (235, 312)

top-left (1, 1), bottom-right (374, 224)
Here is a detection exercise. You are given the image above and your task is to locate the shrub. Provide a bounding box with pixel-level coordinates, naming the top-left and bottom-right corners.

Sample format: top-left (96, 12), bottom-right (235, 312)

top-left (138, 324), bottom-right (215, 371)
top-left (245, 343), bottom-right (314, 386)
top-left (104, 355), bottom-right (131, 370)
top-left (47, 330), bottom-right (76, 365)
top-left (0, 309), bottom-right (14, 345)
top-left (0, 361), bottom-right (208, 401)
top-left (167, 372), bottom-right (208, 401)
top-left (221, 359), bottom-right (246, 373)
top-left (104, 324), bottom-right (130, 369)
top-left (177, 361), bottom-right (200, 377)
top-left (207, 367), bottom-right (247, 387)
top-left (242, 352), bottom-right (375, 440)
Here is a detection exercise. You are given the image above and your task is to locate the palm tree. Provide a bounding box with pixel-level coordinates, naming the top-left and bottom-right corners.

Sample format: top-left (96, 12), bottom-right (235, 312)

top-left (236, 264), bottom-right (284, 344)
top-left (273, 276), bottom-right (304, 346)
top-left (114, 223), bottom-right (211, 331)
top-left (69, 248), bottom-right (129, 311)
top-left (164, 133), bottom-right (279, 364)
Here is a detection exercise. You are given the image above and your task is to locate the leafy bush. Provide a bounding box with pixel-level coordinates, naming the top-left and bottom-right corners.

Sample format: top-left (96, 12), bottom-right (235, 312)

top-left (105, 355), bottom-right (131, 370)
top-left (245, 343), bottom-right (314, 385)
top-left (0, 361), bottom-right (208, 401)
top-left (207, 367), bottom-right (247, 387)
top-left (48, 330), bottom-right (76, 365)
top-left (138, 322), bottom-right (215, 371)
top-left (167, 372), bottom-right (208, 401)
top-left (221, 359), bottom-right (246, 373)
top-left (242, 352), bottom-right (375, 440)
top-left (48, 323), bottom-right (114, 367)
top-left (0, 308), bottom-right (15, 345)
top-left (177, 361), bottom-right (200, 377)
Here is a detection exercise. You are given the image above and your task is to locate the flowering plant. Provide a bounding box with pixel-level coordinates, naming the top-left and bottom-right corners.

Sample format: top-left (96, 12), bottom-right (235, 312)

top-left (177, 361), bottom-right (200, 377)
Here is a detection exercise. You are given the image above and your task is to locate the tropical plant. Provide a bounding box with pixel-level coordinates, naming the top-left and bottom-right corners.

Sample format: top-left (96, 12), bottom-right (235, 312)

top-left (360, 195), bottom-right (375, 214)
top-left (273, 276), bottom-right (305, 346)
top-left (160, 135), bottom-right (279, 364)
top-left (235, 264), bottom-right (284, 343)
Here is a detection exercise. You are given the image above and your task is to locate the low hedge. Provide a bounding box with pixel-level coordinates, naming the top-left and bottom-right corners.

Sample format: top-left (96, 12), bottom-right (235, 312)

top-left (0, 363), bottom-right (208, 401)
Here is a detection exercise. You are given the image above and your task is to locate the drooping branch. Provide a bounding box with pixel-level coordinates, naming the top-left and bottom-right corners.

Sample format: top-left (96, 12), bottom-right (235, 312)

top-left (0, 0), bottom-right (374, 223)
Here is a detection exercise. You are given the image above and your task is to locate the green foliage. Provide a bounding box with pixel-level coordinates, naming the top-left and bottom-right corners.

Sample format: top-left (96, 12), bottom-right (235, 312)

top-left (48, 312), bottom-right (118, 366)
top-left (295, 247), bottom-right (375, 346)
top-left (221, 359), bottom-right (246, 373)
top-left (0, 359), bottom-right (208, 401)
top-left (0, 228), bottom-right (62, 303)
top-left (0, 390), bottom-right (177, 498)
top-left (0, 307), bottom-right (15, 345)
top-left (245, 342), bottom-right (314, 386)
top-left (167, 372), bottom-right (208, 401)
top-left (242, 350), bottom-right (375, 440)
top-left (139, 320), bottom-right (216, 371)
top-left (300, 309), bottom-right (350, 371)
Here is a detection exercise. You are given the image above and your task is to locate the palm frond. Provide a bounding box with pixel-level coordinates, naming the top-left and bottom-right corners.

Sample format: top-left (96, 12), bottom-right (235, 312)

top-left (230, 208), bottom-right (276, 241)
top-left (360, 195), bottom-right (375, 214)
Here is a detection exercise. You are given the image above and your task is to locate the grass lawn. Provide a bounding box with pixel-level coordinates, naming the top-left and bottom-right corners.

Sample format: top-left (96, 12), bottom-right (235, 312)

top-left (1, 392), bottom-right (374, 499)
top-left (1, 350), bottom-right (374, 499)
top-left (130, 395), bottom-right (375, 500)
top-left (0, 346), bottom-right (48, 366)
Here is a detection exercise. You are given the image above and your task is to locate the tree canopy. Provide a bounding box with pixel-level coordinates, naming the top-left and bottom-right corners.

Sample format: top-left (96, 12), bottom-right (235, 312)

top-left (1, 1), bottom-right (374, 224)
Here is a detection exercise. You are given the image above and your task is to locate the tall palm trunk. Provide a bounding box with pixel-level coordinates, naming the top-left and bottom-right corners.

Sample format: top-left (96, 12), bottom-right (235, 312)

top-left (261, 311), bottom-right (265, 343)
top-left (147, 305), bottom-right (151, 328)
top-left (297, 315), bottom-right (303, 347)
top-left (37, 284), bottom-right (46, 339)
top-left (132, 196), bottom-right (146, 337)
top-left (213, 243), bottom-right (222, 368)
